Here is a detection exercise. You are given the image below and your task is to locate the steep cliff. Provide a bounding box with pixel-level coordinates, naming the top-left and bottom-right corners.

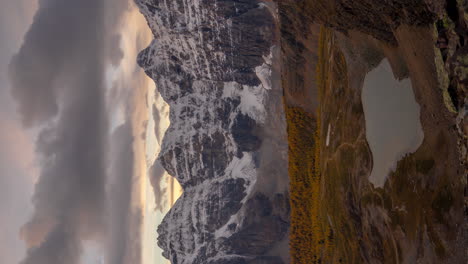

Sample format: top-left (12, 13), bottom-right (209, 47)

top-left (135, 1), bottom-right (289, 263)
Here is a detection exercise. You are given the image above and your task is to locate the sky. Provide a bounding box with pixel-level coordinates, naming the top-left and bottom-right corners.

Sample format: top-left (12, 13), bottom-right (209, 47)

top-left (0, 0), bottom-right (180, 263)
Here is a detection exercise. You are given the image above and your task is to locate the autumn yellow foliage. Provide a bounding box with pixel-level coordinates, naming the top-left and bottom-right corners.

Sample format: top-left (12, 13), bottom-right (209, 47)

top-left (287, 26), bottom-right (334, 264)
top-left (287, 105), bottom-right (322, 263)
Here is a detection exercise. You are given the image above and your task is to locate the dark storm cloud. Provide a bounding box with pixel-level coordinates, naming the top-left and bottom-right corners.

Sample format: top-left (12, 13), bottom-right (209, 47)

top-left (21, 223), bottom-right (81, 264)
top-left (9, 0), bottom-right (128, 127)
top-left (8, 0), bottom-right (132, 263)
top-left (106, 122), bottom-right (141, 264)
top-left (20, 62), bottom-right (109, 264)
top-left (152, 104), bottom-right (162, 141)
top-left (149, 160), bottom-right (167, 212)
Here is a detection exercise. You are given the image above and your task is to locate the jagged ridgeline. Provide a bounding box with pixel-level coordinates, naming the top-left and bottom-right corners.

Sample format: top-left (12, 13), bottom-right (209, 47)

top-left (135, 0), bottom-right (290, 263)
top-left (135, 0), bottom-right (467, 263)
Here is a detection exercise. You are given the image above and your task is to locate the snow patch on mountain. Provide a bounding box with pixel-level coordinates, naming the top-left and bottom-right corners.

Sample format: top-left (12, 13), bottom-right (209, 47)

top-left (135, 0), bottom-right (289, 263)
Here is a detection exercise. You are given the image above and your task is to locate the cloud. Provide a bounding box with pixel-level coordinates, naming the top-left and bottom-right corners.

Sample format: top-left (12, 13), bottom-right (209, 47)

top-left (9, 0), bottom-right (128, 127)
top-left (0, 119), bottom-right (36, 263)
top-left (0, 1), bottom-right (38, 263)
top-left (21, 224), bottom-right (81, 264)
top-left (108, 34), bottom-right (125, 67)
top-left (106, 122), bottom-right (141, 264)
top-left (19, 72), bottom-right (109, 264)
top-left (7, 0), bottom-right (132, 263)
top-left (148, 160), bottom-right (167, 212)
top-left (152, 104), bottom-right (162, 141)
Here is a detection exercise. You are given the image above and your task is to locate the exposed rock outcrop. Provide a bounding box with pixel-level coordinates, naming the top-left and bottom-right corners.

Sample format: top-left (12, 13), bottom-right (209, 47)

top-left (135, 0), bottom-right (289, 263)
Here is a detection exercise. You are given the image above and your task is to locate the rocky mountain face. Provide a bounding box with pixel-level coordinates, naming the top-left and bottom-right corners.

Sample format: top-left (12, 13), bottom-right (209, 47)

top-left (135, 1), bottom-right (289, 263)
top-left (135, 0), bottom-right (467, 263)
